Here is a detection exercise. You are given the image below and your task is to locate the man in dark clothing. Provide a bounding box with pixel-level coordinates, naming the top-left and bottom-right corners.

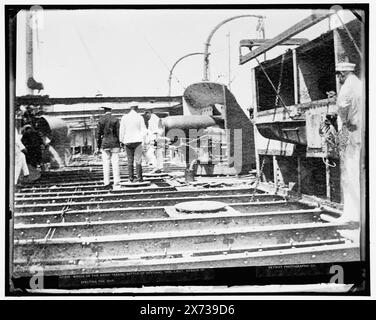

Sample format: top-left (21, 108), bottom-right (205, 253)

top-left (21, 124), bottom-right (43, 168)
top-left (96, 105), bottom-right (121, 188)
top-left (143, 110), bottom-right (151, 129)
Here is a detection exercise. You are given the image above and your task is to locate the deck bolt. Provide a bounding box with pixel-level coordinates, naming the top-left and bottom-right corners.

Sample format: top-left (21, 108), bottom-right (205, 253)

top-left (98, 217), bottom-right (102, 221)
top-left (43, 208), bottom-right (46, 212)
top-left (280, 259), bottom-right (283, 262)
top-left (269, 217), bottom-right (272, 221)
top-left (31, 218), bottom-right (34, 222)
top-left (312, 255), bottom-right (316, 259)
top-left (258, 242), bottom-right (262, 246)
top-left (20, 231), bottom-right (24, 236)
top-left (269, 233), bottom-right (273, 236)
top-left (244, 260), bottom-right (248, 264)
top-left (296, 232), bottom-right (299, 235)
top-left (223, 251), bottom-right (228, 255)
top-left (343, 252), bottom-right (347, 256)
top-left (317, 237), bottom-right (321, 241)
top-left (124, 226), bottom-right (128, 229)
top-left (78, 234), bottom-right (81, 238)
top-left (258, 248), bottom-right (263, 252)
top-left (46, 220), bottom-right (50, 224)
top-left (73, 228), bottom-right (76, 231)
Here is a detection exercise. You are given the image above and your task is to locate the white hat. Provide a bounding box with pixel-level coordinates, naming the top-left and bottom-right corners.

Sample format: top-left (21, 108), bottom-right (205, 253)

top-left (335, 62), bottom-right (356, 72)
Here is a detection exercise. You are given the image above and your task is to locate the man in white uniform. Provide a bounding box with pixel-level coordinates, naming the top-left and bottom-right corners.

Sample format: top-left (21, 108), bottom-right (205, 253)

top-left (145, 109), bottom-right (164, 173)
top-left (119, 103), bottom-right (147, 182)
top-left (321, 62), bottom-right (363, 225)
top-left (15, 128), bottom-right (29, 185)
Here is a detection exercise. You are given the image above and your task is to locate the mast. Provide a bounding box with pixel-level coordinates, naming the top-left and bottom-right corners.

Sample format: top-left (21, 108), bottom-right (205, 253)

top-left (26, 11), bottom-right (34, 94)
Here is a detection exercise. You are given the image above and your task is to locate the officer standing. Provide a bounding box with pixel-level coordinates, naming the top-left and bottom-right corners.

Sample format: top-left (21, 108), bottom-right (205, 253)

top-left (119, 103), bottom-right (147, 182)
top-left (96, 105), bottom-right (121, 189)
top-left (321, 62), bottom-right (363, 225)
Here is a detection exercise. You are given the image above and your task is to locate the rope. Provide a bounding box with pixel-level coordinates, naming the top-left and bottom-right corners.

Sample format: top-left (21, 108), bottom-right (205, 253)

top-left (251, 54), bottom-right (286, 200)
top-left (322, 157), bottom-right (336, 168)
top-left (72, 16), bottom-right (106, 93)
top-left (335, 12), bottom-right (363, 59)
top-left (141, 35), bottom-right (186, 91)
top-left (255, 55), bottom-right (293, 119)
top-left (180, 134), bottom-right (211, 144)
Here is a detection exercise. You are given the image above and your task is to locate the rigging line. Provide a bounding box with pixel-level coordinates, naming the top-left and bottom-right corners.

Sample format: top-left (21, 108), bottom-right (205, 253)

top-left (71, 17), bottom-right (107, 93)
top-left (255, 56), bottom-right (293, 119)
top-left (335, 12), bottom-right (363, 58)
top-left (142, 35), bottom-right (186, 91)
top-left (228, 66), bottom-right (243, 86)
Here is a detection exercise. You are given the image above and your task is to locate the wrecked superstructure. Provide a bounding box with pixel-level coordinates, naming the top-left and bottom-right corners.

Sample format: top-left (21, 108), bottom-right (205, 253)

top-left (10, 10), bottom-right (365, 292)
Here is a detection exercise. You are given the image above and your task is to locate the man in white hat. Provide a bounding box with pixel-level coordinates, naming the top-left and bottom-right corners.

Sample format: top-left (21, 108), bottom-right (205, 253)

top-left (321, 62), bottom-right (363, 225)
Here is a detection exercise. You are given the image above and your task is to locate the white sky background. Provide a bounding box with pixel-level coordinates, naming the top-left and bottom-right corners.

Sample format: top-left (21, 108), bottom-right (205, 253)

top-left (16, 8), bottom-right (355, 109)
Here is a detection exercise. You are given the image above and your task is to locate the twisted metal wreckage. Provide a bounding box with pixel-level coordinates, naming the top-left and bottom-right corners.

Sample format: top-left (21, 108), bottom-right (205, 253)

top-left (10, 9), bottom-right (366, 292)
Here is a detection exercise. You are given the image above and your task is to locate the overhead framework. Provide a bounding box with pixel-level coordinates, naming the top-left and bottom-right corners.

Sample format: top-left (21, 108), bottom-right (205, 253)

top-left (239, 10), bottom-right (332, 65)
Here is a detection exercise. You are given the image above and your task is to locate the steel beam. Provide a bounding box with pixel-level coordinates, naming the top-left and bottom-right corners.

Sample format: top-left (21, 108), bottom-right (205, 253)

top-left (15, 186), bottom-right (176, 198)
top-left (14, 194), bottom-right (283, 213)
top-left (14, 200), bottom-right (306, 224)
top-left (14, 222), bottom-right (344, 261)
top-left (14, 208), bottom-right (322, 239)
top-left (15, 187), bottom-right (259, 204)
top-left (240, 38), bottom-right (309, 50)
top-left (16, 178), bottom-right (166, 193)
top-left (239, 11), bottom-right (332, 64)
top-left (13, 242), bottom-right (359, 277)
